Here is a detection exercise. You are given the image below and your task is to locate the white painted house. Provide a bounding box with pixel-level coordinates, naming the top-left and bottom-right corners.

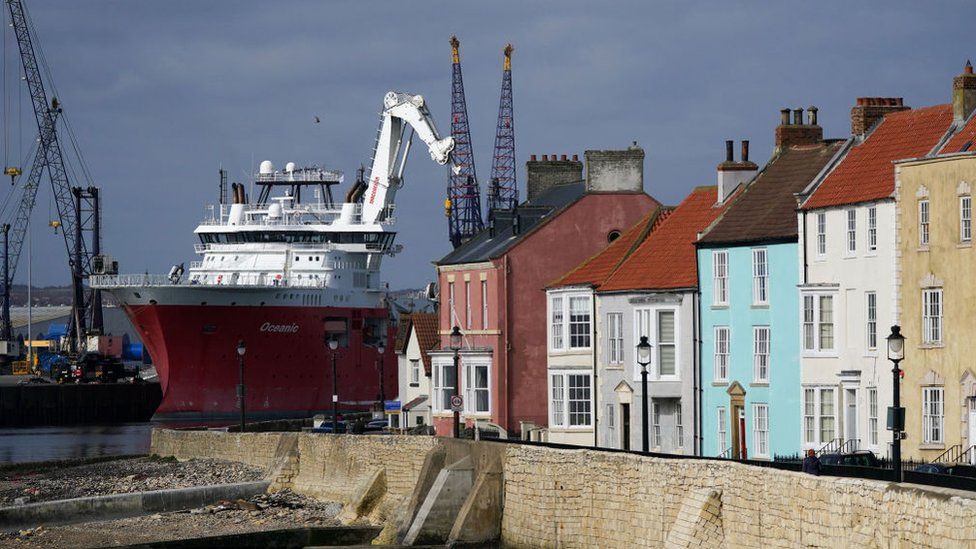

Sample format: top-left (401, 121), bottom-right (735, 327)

top-left (796, 99), bottom-right (956, 456)
top-left (392, 313), bottom-right (438, 430)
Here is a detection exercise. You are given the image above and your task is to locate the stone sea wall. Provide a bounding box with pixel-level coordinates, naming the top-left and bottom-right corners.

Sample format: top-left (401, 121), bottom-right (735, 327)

top-left (151, 430), bottom-right (976, 548)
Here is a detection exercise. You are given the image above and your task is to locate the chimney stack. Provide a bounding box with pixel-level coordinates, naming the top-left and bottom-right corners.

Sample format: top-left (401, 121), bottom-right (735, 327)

top-left (525, 153), bottom-right (583, 201)
top-left (584, 144), bottom-right (645, 193)
top-left (807, 106), bottom-right (818, 126)
top-left (775, 106), bottom-right (824, 153)
top-left (716, 140), bottom-right (758, 203)
top-left (850, 97), bottom-right (909, 135)
top-left (954, 60), bottom-right (976, 122)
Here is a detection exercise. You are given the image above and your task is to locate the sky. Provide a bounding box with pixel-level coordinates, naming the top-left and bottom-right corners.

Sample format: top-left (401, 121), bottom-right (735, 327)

top-left (0, 1), bottom-right (972, 288)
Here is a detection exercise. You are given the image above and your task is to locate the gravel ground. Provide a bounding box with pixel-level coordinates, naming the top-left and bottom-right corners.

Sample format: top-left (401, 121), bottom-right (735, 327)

top-left (0, 456), bottom-right (265, 506)
top-left (0, 490), bottom-right (343, 548)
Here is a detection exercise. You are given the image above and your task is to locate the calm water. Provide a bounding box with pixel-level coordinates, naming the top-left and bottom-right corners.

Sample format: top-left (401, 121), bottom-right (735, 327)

top-left (0, 423), bottom-right (154, 464)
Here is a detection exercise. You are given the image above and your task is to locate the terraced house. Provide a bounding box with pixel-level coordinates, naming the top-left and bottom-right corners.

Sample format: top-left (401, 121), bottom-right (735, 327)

top-left (796, 96), bottom-right (955, 458)
top-left (432, 148), bottom-right (657, 438)
top-left (697, 110), bottom-right (843, 459)
top-left (894, 63), bottom-right (976, 462)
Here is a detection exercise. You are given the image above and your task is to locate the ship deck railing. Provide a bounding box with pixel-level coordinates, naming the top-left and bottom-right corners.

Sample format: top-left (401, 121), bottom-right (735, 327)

top-left (198, 203), bottom-right (394, 227)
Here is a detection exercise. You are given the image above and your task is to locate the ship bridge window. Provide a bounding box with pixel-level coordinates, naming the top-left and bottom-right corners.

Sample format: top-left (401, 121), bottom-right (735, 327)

top-left (199, 231), bottom-right (397, 248)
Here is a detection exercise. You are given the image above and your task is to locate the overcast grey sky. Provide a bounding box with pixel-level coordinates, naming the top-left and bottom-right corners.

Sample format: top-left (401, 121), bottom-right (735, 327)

top-left (2, 1), bottom-right (972, 288)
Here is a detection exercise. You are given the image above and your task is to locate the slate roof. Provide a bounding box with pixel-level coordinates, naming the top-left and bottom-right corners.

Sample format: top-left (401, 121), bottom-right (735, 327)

top-left (699, 141), bottom-right (845, 246)
top-left (802, 105), bottom-right (954, 210)
top-left (601, 186), bottom-right (738, 292)
top-left (547, 205), bottom-right (671, 289)
top-left (436, 182), bottom-right (586, 266)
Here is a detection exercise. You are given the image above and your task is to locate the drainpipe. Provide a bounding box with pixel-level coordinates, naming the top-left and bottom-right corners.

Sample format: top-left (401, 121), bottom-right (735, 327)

top-left (801, 210), bottom-right (809, 284)
top-left (694, 290), bottom-right (702, 456)
top-left (503, 255), bottom-right (511, 435)
top-left (592, 289), bottom-right (599, 448)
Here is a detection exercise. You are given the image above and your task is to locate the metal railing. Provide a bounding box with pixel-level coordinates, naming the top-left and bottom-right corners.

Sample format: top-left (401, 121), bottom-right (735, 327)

top-left (933, 444), bottom-right (976, 464)
top-left (90, 274), bottom-right (174, 288)
top-left (717, 447), bottom-right (733, 459)
top-left (817, 438), bottom-right (845, 455)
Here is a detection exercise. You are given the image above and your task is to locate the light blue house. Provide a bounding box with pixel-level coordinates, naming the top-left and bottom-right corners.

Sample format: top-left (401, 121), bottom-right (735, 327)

top-left (696, 124), bottom-right (843, 459)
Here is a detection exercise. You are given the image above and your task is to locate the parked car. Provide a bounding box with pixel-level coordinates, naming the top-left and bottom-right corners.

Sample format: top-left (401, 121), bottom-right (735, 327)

top-left (913, 462), bottom-right (976, 478)
top-left (915, 463), bottom-right (952, 475)
top-left (820, 451), bottom-right (881, 467)
top-left (311, 421), bottom-right (347, 434)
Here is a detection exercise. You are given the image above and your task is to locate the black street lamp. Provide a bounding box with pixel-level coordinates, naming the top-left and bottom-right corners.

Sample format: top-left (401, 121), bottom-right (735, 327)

top-left (328, 337), bottom-right (339, 433)
top-left (636, 335), bottom-right (652, 453)
top-left (236, 339), bottom-right (246, 433)
top-left (376, 341), bottom-right (387, 410)
top-left (887, 325), bottom-right (906, 482)
top-left (450, 326), bottom-right (462, 438)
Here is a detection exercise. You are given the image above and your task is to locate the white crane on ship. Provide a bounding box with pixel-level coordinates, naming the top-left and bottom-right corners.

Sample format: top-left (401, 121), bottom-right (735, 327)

top-left (355, 91), bottom-right (455, 226)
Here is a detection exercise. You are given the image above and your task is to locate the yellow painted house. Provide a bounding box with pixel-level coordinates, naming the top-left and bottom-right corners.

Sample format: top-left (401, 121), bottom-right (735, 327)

top-left (895, 64), bottom-right (976, 461)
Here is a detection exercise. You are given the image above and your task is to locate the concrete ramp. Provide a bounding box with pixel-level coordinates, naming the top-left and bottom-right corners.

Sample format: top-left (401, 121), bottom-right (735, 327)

top-left (402, 456), bottom-right (474, 545)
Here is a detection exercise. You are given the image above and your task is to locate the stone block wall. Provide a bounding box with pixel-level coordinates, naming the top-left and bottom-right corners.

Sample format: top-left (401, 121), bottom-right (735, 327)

top-left (500, 444), bottom-right (976, 548)
top-left (291, 434), bottom-right (439, 504)
top-left (150, 429), bottom-right (287, 471)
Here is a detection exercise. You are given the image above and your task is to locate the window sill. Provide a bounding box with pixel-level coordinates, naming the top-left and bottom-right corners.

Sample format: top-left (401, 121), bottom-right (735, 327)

top-left (802, 352), bottom-right (840, 358)
top-left (919, 443), bottom-right (946, 451)
top-left (750, 382), bottom-right (770, 387)
top-left (917, 247), bottom-right (930, 252)
top-left (866, 250), bottom-right (878, 257)
top-left (712, 381), bottom-right (729, 387)
top-left (711, 304), bottom-right (729, 310)
top-left (843, 253), bottom-right (857, 259)
top-left (958, 242), bottom-right (973, 249)
top-left (604, 365), bottom-right (625, 371)
top-left (918, 343), bottom-right (945, 350)
top-left (751, 303), bottom-right (769, 309)
top-left (549, 426), bottom-right (594, 433)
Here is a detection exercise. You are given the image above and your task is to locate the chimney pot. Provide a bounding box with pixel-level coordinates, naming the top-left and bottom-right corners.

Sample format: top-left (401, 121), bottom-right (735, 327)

top-left (793, 108), bottom-right (804, 125)
top-left (572, 154), bottom-right (578, 161)
top-left (807, 106), bottom-right (818, 126)
top-left (541, 154), bottom-right (548, 161)
top-left (530, 154), bottom-right (537, 161)
top-left (741, 140), bottom-right (750, 163)
top-left (780, 108), bottom-right (791, 125)
top-left (966, 60), bottom-right (973, 75)
top-left (561, 154), bottom-right (567, 161)
top-left (725, 140), bottom-right (734, 162)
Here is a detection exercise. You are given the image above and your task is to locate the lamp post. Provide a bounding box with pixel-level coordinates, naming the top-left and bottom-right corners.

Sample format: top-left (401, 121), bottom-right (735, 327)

top-left (887, 325), bottom-right (906, 482)
top-left (328, 337), bottom-right (339, 433)
top-left (636, 336), bottom-right (652, 453)
top-left (236, 339), bottom-right (246, 433)
top-left (377, 341), bottom-right (386, 411)
top-left (449, 326), bottom-right (462, 438)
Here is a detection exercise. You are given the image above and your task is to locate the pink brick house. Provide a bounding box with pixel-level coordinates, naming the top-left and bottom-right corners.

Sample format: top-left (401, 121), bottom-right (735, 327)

top-left (430, 147), bottom-right (660, 437)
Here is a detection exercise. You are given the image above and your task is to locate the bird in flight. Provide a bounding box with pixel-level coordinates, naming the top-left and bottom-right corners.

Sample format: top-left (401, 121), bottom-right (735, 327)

top-left (314, 116), bottom-right (321, 124)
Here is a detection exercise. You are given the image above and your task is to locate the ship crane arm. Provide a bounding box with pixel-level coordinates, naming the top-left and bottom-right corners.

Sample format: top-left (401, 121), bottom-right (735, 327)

top-left (360, 91), bottom-right (454, 225)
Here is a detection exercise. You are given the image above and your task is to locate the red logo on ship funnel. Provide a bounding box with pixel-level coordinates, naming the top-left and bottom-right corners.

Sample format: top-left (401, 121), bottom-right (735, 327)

top-left (368, 176), bottom-right (379, 204)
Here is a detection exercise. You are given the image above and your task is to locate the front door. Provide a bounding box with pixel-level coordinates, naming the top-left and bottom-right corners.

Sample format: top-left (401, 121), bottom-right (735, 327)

top-left (621, 403), bottom-right (631, 451)
top-left (845, 388), bottom-right (858, 448)
top-left (738, 407), bottom-right (747, 460)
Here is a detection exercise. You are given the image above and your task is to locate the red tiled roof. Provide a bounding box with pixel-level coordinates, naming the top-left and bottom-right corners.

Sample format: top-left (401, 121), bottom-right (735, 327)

top-left (409, 312), bottom-right (439, 376)
top-left (600, 186), bottom-right (736, 292)
top-left (802, 105), bottom-right (954, 210)
top-left (547, 205), bottom-right (670, 289)
top-left (942, 112), bottom-right (976, 153)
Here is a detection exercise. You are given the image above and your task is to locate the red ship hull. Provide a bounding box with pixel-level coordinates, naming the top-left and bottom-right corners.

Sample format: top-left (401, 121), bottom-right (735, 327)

top-left (122, 302), bottom-right (397, 421)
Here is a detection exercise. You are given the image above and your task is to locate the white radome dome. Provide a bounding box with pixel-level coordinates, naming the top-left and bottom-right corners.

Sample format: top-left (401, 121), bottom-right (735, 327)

top-left (259, 160), bottom-right (274, 174)
top-left (285, 162), bottom-right (296, 173)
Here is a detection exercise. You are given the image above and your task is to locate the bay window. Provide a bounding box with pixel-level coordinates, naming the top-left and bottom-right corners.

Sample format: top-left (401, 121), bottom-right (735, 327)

top-left (464, 361), bottom-right (490, 414)
top-left (802, 293), bottom-right (835, 353)
top-left (432, 361), bottom-right (456, 412)
top-left (550, 372), bottom-right (592, 428)
top-left (549, 293), bottom-right (592, 351)
top-left (550, 296), bottom-right (564, 349)
top-left (802, 386), bottom-right (837, 446)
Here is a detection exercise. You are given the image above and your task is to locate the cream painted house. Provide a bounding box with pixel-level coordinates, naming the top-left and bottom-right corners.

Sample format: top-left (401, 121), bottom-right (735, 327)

top-left (392, 313), bottom-right (438, 430)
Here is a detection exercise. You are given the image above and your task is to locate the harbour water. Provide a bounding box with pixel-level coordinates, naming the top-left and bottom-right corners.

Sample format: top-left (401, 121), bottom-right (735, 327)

top-left (0, 423), bottom-right (153, 464)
